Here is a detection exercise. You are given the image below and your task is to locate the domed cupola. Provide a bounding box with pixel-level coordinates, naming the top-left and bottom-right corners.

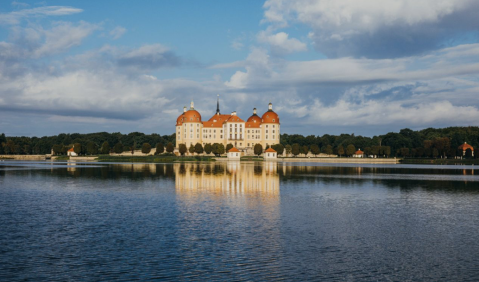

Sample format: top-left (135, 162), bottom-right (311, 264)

top-left (247, 108), bottom-right (262, 123)
top-left (182, 100), bottom-right (202, 123)
top-left (261, 102), bottom-right (279, 124)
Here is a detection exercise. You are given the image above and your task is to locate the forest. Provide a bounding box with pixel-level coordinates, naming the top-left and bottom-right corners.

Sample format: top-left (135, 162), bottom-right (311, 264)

top-left (1, 126), bottom-right (478, 158)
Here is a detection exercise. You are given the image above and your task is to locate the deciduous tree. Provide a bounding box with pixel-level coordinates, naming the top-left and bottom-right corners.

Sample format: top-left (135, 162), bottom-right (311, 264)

top-left (204, 143), bottom-right (212, 154)
top-left (179, 144), bottom-right (187, 156)
top-left (194, 143), bottom-right (204, 155)
top-left (155, 143), bottom-right (164, 155)
top-left (337, 145), bottom-right (344, 157)
top-left (292, 143), bottom-right (300, 157)
top-left (166, 142), bottom-right (174, 153)
top-left (100, 141), bottom-right (110, 155)
top-left (254, 144), bottom-right (263, 156)
top-left (346, 144), bottom-right (356, 157)
top-left (141, 143), bottom-right (151, 154)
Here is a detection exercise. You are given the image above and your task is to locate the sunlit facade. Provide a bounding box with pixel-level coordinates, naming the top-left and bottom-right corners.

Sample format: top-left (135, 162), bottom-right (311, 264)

top-left (176, 98), bottom-right (280, 151)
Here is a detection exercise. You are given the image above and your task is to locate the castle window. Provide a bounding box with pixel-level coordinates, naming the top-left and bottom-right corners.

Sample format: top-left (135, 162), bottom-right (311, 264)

top-left (272, 119), bottom-right (275, 122)
top-left (273, 130), bottom-right (275, 133)
top-left (230, 124), bottom-right (232, 127)
top-left (235, 124), bottom-right (237, 127)
top-left (273, 125), bottom-right (275, 128)
top-left (248, 143), bottom-right (250, 146)
top-left (266, 125), bottom-right (268, 128)
top-left (266, 130), bottom-right (268, 133)
top-left (221, 135), bottom-right (223, 139)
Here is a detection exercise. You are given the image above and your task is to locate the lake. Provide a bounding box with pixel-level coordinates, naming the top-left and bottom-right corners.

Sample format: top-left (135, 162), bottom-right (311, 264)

top-left (1, 160), bottom-right (479, 281)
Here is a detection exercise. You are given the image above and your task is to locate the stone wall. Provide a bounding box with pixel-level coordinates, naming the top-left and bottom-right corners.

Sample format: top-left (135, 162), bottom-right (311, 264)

top-left (0, 155), bottom-right (47, 160)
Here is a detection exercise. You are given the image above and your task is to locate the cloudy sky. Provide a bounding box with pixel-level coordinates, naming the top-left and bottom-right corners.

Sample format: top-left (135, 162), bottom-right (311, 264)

top-left (1, 0), bottom-right (479, 137)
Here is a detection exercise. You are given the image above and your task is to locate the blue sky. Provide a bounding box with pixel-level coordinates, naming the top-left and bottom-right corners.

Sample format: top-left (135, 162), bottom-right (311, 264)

top-left (1, 0), bottom-right (479, 137)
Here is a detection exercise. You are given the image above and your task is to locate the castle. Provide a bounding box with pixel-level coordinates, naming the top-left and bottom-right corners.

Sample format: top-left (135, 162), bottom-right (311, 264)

top-left (176, 97), bottom-right (280, 151)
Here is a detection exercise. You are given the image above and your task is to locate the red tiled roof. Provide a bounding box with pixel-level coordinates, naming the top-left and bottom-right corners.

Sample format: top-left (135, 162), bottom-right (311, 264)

top-left (245, 121), bottom-right (260, 128)
top-left (226, 115), bottom-right (245, 123)
top-left (265, 148), bottom-right (276, 153)
top-left (228, 147), bottom-right (240, 153)
top-left (261, 110), bottom-right (279, 124)
top-left (458, 142), bottom-right (474, 151)
top-left (355, 149), bottom-right (364, 154)
top-left (68, 148), bottom-right (74, 152)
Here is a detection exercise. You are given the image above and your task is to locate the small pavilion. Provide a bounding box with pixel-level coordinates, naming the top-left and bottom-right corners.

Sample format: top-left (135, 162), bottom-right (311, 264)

top-left (353, 149), bottom-right (364, 158)
top-left (264, 147), bottom-right (277, 159)
top-left (458, 142), bottom-right (474, 157)
top-left (227, 147), bottom-right (241, 160)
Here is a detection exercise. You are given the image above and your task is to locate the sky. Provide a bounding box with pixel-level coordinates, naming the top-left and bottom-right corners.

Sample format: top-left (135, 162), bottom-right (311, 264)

top-left (1, 0), bottom-right (479, 137)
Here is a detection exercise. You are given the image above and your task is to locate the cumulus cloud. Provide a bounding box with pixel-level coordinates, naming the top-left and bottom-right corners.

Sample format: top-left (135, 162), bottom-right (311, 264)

top-left (257, 31), bottom-right (307, 55)
top-left (262, 0), bottom-right (479, 58)
top-left (0, 6), bottom-right (83, 25)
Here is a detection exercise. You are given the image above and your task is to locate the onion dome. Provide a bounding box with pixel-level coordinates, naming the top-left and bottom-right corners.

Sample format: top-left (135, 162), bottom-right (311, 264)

top-left (261, 102), bottom-right (279, 124)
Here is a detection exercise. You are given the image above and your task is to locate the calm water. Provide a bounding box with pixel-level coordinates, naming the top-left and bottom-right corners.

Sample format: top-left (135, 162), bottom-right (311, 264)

top-left (1, 161), bottom-right (479, 281)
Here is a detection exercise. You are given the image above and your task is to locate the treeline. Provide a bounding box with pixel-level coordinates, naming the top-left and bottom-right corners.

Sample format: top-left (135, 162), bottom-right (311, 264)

top-left (0, 132), bottom-right (175, 155)
top-left (280, 127), bottom-right (479, 158)
top-left (1, 126), bottom-right (479, 158)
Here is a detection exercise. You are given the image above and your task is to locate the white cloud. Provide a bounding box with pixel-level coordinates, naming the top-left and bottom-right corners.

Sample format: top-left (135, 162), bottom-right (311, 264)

top-left (0, 6), bottom-right (83, 25)
top-left (110, 26), bottom-right (126, 40)
top-left (262, 0), bottom-right (479, 58)
top-left (33, 21), bottom-right (98, 58)
top-left (257, 31), bottom-right (307, 55)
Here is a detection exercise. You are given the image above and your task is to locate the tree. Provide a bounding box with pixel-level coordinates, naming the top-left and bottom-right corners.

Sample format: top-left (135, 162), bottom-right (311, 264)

top-left (226, 143), bottom-right (233, 152)
top-left (337, 145), bottom-right (344, 157)
top-left (310, 144), bottom-right (320, 156)
top-left (212, 143), bottom-right (225, 156)
top-left (302, 145), bottom-right (309, 157)
top-left (285, 144), bottom-right (292, 156)
top-left (166, 142), bottom-right (174, 153)
top-left (188, 144), bottom-right (195, 154)
top-left (52, 144), bottom-right (63, 155)
top-left (86, 142), bottom-right (98, 155)
top-left (346, 144), bottom-right (356, 157)
top-left (323, 145), bottom-right (333, 155)
top-left (292, 143), bottom-right (300, 157)
top-left (155, 143), bottom-right (164, 155)
top-left (142, 143), bottom-right (151, 154)
top-left (100, 141), bottom-right (110, 155)
top-left (194, 143), bottom-right (204, 155)
top-left (113, 142), bottom-right (123, 154)
top-left (73, 143), bottom-right (81, 155)
top-left (204, 143), bottom-right (212, 154)
top-left (384, 146), bottom-right (391, 157)
top-left (432, 148), bottom-right (439, 158)
top-left (179, 144), bottom-right (187, 156)
top-left (254, 144), bottom-right (263, 156)
top-left (272, 144), bottom-right (284, 155)
top-left (364, 147), bottom-right (372, 157)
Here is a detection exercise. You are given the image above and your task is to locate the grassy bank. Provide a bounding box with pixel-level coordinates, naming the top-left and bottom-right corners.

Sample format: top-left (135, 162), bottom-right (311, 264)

top-left (97, 155), bottom-right (215, 163)
top-left (401, 158), bottom-right (479, 165)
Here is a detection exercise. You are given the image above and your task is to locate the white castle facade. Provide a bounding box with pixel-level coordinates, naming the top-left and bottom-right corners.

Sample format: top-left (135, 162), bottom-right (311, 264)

top-left (176, 98), bottom-right (280, 151)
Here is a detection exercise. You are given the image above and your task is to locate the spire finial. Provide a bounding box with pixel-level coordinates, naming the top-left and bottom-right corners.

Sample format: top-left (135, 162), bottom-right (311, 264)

top-left (190, 100), bottom-right (194, 109)
top-left (216, 95), bottom-right (220, 115)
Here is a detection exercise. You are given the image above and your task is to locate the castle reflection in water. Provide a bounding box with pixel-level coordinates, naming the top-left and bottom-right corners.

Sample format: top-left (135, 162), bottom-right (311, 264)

top-left (174, 161), bottom-right (279, 197)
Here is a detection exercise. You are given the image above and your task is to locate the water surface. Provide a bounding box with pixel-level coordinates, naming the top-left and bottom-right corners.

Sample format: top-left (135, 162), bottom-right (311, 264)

top-left (1, 161), bottom-right (479, 281)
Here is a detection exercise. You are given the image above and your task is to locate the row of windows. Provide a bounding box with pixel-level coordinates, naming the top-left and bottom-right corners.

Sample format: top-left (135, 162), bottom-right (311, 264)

top-left (229, 124), bottom-right (243, 128)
